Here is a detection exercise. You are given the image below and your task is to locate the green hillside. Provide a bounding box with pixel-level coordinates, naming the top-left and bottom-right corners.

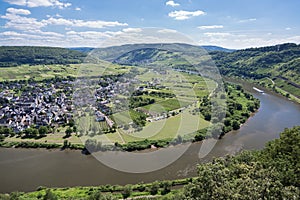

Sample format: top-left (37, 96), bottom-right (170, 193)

top-left (0, 46), bottom-right (86, 67)
top-left (108, 43), bottom-right (300, 99)
top-left (210, 43), bottom-right (300, 97)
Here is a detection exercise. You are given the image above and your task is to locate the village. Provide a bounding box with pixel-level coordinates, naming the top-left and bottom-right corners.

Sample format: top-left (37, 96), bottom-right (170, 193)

top-left (0, 79), bottom-right (75, 133)
top-left (0, 69), bottom-right (193, 135)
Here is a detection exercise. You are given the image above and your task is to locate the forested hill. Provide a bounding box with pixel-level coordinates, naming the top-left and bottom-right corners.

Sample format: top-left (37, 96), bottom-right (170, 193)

top-left (210, 43), bottom-right (300, 78)
top-left (0, 46), bottom-right (86, 67)
top-left (210, 43), bottom-right (300, 97)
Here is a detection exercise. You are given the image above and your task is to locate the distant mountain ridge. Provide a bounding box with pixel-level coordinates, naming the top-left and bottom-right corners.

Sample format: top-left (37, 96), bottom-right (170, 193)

top-left (200, 45), bottom-right (235, 52)
top-left (70, 44), bottom-right (234, 55)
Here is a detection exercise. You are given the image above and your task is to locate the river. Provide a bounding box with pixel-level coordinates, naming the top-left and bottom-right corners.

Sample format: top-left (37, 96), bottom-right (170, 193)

top-left (1, 81), bottom-right (300, 193)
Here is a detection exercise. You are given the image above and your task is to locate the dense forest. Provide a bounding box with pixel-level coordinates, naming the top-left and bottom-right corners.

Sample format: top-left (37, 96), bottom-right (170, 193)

top-left (1, 126), bottom-right (299, 199)
top-left (0, 46), bottom-right (86, 67)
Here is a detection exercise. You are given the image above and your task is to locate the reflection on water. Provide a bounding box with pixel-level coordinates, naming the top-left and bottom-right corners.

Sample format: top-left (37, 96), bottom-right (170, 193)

top-left (1, 81), bottom-right (300, 193)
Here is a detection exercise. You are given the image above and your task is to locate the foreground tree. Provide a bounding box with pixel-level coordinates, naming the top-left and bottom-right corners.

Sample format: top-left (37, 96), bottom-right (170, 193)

top-left (175, 126), bottom-right (300, 199)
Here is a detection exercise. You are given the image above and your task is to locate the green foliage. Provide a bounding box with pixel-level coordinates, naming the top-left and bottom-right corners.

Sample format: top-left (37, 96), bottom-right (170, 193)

top-left (130, 109), bottom-right (147, 127)
top-left (160, 181), bottom-right (171, 195)
top-left (65, 127), bottom-right (73, 137)
top-left (149, 181), bottom-right (159, 195)
top-left (211, 43), bottom-right (300, 98)
top-left (0, 141), bottom-right (62, 149)
top-left (261, 126), bottom-right (300, 187)
top-left (129, 96), bottom-right (155, 108)
top-left (23, 127), bottom-right (39, 138)
top-left (121, 185), bottom-right (132, 199)
top-left (0, 126), bottom-right (14, 137)
top-left (88, 191), bottom-right (117, 200)
top-left (198, 83), bottom-right (260, 138)
top-left (38, 126), bottom-right (48, 136)
top-left (175, 126), bottom-right (300, 199)
top-left (0, 46), bottom-right (86, 66)
top-left (43, 189), bottom-right (58, 200)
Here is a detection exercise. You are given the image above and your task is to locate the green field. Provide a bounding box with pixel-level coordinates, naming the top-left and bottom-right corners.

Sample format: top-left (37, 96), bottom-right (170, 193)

top-left (105, 105), bottom-right (210, 143)
top-left (0, 63), bottom-right (216, 146)
top-left (143, 98), bottom-right (191, 113)
top-left (0, 63), bottom-right (132, 81)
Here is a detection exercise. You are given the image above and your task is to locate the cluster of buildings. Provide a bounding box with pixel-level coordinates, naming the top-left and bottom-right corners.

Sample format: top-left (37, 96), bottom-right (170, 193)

top-left (0, 70), bottom-right (186, 133)
top-left (0, 80), bottom-right (73, 132)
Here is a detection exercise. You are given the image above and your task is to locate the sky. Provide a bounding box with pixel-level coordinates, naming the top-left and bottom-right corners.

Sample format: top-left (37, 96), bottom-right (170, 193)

top-left (0, 0), bottom-right (299, 49)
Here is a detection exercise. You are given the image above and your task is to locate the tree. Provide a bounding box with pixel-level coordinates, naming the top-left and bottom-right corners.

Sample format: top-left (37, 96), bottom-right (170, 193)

top-left (73, 126), bottom-right (77, 133)
top-left (38, 126), bottom-right (48, 136)
top-left (232, 120), bottom-right (240, 130)
top-left (149, 181), bottom-right (159, 195)
top-left (121, 185), bottom-right (132, 199)
top-left (174, 127), bottom-right (300, 199)
top-left (85, 139), bottom-right (97, 152)
top-left (236, 103), bottom-right (243, 110)
top-left (65, 127), bottom-right (72, 138)
top-left (63, 140), bottom-right (69, 148)
top-left (24, 128), bottom-right (38, 138)
top-left (43, 189), bottom-right (58, 200)
top-left (161, 181), bottom-right (171, 195)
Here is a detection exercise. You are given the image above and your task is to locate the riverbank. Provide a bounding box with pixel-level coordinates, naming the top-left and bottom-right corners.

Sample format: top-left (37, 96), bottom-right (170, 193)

top-left (224, 76), bottom-right (300, 104)
top-left (0, 177), bottom-right (193, 199)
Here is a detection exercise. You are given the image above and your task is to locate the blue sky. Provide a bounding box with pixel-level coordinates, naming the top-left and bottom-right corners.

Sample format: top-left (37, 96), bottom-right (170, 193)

top-left (0, 0), bottom-right (299, 49)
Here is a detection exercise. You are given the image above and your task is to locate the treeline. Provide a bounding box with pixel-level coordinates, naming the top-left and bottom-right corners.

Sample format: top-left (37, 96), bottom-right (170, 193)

top-left (84, 137), bottom-right (179, 153)
top-left (129, 96), bottom-right (155, 108)
top-left (0, 46), bottom-right (86, 67)
top-left (132, 90), bottom-right (175, 99)
top-left (0, 140), bottom-right (84, 150)
top-left (196, 83), bottom-right (260, 138)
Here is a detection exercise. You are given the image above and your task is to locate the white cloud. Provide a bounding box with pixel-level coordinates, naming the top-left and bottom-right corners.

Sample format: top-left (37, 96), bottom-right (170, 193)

top-left (1, 8), bottom-right (128, 31)
top-left (0, 30), bottom-right (63, 41)
top-left (122, 28), bottom-right (142, 33)
top-left (285, 27), bottom-right (291, 31)
top-left (1, 11), bottom-right (46, 31)
top-left (198, 25), bottom-right (223, 30)
top-left (75, 7), bottom-right (81, 11)
top-left (238, 18), bottom-right (256, 23)
top-left (44, 17), bottom-right (128, 28)
top-left (0, 31), bottom-right (25, 37)
top-left (32, 30), bottom-right (64, 37)
top-left (157, 29), bottom-right (178, 33)
top-left (6, 8), bottom-right (31, 15)
top-left (204, 32), bottom-right (232, 37)
top-left (3, 0), bottom-right (26, 6)
top-left (166, 1), bottom-right (180, 7)
top-left (3, 0), bottom-right (72, 9)
top-left (168, 10), bottom-right (206, 20)
top-left (198, 31), bottom-right (300, 49)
